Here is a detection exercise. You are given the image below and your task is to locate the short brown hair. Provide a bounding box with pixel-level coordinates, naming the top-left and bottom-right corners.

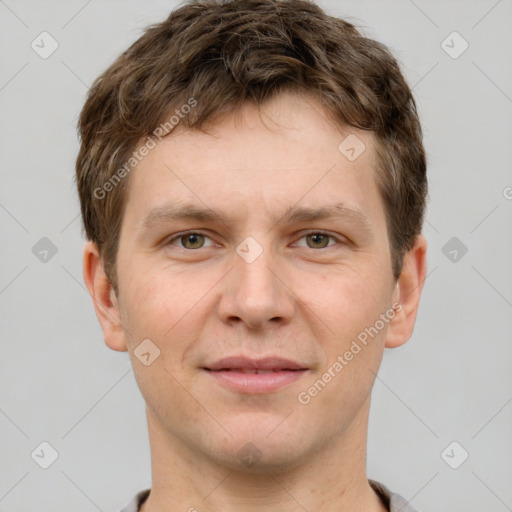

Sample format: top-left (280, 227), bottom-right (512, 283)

top-left (75, 0), bottom-right (427, 294)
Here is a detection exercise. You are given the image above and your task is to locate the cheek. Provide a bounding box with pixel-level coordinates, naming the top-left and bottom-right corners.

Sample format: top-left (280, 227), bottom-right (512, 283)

top-left (306, 265), bottom-right (390, 343)
top-left (119, 270), bottom-right (203, 419)
top-left (300, 265), bottom-right (391, 398)
top-left (120, 266), bottom-right (208, 365)
top-left (298, 274), bottom-right (389, 423)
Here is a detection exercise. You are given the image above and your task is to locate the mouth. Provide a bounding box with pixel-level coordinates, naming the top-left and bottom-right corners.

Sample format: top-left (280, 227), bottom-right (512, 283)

top-left (208, 368), bottom-right (300, 374)
top-left (202, 356), bottom-right (309, 394)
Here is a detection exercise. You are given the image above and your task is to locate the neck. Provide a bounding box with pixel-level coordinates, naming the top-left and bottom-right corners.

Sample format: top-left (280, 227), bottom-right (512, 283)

top-left (140, 397), bottom-right (386, 512)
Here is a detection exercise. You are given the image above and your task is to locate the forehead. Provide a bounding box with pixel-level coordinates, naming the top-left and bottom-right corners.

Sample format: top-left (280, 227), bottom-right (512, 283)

top-left (121, 92), bottom-right (385, 232)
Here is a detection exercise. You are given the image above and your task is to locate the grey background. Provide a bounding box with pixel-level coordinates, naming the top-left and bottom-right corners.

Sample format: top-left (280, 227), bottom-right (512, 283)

top-left (1, 0), bottom-right (511, 510)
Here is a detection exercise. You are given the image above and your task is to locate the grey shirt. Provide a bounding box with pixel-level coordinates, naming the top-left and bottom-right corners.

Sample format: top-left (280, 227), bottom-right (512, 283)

top-left (119, 480), bottom-right (418, 511)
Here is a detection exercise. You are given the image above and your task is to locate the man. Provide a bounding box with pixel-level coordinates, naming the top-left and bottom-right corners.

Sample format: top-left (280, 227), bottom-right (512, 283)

top-left (76, 0), bottom-right (428, 510)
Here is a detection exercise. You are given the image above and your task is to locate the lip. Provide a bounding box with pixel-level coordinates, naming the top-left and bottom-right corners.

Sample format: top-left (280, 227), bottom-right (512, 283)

top-left (202, 356), bottom-right (308, 394)
top-left (205, 356), bottom-right (306, 371)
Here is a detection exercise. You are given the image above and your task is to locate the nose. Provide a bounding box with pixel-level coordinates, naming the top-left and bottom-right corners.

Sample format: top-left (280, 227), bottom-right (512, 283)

top-left (216, 241), bottom-right (295, 330)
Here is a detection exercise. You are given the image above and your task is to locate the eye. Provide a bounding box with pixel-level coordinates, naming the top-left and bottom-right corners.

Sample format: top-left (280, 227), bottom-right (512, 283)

top-left (294, 231), bottom-right (343, 249)
top-left (165, 230), bottom-right (345, 251)
top-left (166, 231), bottom-right (215, 250)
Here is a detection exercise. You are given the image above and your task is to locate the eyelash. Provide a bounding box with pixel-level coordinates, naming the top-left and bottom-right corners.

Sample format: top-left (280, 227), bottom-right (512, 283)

top-left (165, 230), bottom-right (346, 250)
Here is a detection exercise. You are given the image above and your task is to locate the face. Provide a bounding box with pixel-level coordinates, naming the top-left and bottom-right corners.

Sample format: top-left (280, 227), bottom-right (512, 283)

top-left (101, 92), bottom-right (405, 471)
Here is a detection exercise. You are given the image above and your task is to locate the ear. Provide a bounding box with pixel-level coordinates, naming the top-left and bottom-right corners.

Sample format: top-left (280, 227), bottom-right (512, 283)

top-left (385, 234), bottom-right (427, 349)
top-left (82, 241), bottom-right (128, 352)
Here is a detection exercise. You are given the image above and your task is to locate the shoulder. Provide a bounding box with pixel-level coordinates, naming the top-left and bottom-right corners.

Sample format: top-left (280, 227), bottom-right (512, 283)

top-left (369, 479), bottom-right (421, 512)
top-left (118, 488), bottom-right (151, 512)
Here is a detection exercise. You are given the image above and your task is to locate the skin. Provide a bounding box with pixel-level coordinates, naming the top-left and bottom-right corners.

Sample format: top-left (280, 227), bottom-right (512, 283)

top-left (83, 91), bottom-right (427, 512)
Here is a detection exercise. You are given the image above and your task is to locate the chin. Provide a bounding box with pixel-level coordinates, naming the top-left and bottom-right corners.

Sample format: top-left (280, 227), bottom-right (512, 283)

top-left (215, 443), bottom-right (308, 475)
top-left (206, 417), bottom-right (314, 474)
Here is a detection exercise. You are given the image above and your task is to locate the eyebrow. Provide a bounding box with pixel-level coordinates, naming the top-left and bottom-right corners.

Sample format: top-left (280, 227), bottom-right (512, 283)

top-left (141, 202), bottom-right (372, 233)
